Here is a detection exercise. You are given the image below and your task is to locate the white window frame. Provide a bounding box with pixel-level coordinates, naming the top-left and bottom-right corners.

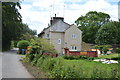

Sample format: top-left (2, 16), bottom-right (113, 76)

top-left (70, 45), bottom-right (77, 51)
top-left (58, 39), bottom-right (61, 44)
top-left (71, 34), bottom-right (76, 39)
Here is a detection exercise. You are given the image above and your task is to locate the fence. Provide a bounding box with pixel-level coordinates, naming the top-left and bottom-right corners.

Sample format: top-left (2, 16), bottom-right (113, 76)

top-left (64, 48), bottom-right (98, 57)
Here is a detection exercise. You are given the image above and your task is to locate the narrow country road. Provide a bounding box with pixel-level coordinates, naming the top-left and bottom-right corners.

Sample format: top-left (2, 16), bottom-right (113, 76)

top-left (1, 48), bottom-right (33, 78)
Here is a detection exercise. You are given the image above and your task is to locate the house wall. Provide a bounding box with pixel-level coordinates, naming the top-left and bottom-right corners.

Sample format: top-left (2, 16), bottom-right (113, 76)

top-left (43, 27), bottom-right (50, 39)
top-left (65, 25), bottom-right (82, 51)
top-left (50, 32), bottom-right (65, 55)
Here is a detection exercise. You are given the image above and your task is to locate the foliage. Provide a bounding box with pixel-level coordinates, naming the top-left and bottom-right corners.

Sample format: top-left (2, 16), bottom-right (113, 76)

top-left (63, 55), bottom-right (94, 60)
top-left (95, 22), bottom-right (118, 45)
top-left (30, 38), bottom-right (58, 54)
top-left (31, 54), bottom-right (42, 66)
top-left (20, 24), bottom-right (37, 41)
top-left (2, 2), bottom-right (37, 51)
top-left (21, 23), bottom-right (37, 36)
top-left (20, 33), bottom-right (36, 41)
top-left (10, 41), bottom-right (14, 49)
top-left (17, 40), bottom-right (30, 54)
top-left (98, 53), bottom-right (120, 59)
top-left (25, 53), bottom-right (35, 62)
top-left (112, 21), bottom-right (120, 44)
top-left (75, 11), bottom-right (110, 43)
top-left (24, 54), bottom-right (119, 78)
top-left (93, 45), bottom-right (111, 54)
top-left (2, 2), bottom-right (23, 51)
top-left (114, 48), bottom-right (120, 53)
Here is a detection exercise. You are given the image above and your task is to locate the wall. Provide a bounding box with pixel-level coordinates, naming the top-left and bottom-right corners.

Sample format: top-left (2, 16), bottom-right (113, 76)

top-left (50, 32), bottom-right (65, 55)
top-left (65, 25), bottom-right (82, 51)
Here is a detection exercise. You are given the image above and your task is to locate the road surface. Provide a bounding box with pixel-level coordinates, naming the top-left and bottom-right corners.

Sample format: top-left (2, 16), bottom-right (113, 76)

top-left (1, 48), bottom-right (33, 78)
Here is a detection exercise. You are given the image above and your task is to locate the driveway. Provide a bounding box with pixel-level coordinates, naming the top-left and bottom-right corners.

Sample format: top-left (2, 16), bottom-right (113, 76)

top-left (1, 48), bottom-right (33, 78)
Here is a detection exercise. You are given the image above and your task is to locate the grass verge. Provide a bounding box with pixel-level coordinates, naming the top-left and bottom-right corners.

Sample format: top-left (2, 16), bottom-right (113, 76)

top-left (20, 59), bottom-right (48, 78)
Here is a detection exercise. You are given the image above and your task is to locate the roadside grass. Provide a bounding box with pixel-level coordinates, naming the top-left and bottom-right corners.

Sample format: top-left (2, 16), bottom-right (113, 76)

top-left (22, 54), bottom-right (120, 78)
top-left (21, 60), bottom-right (48, 78)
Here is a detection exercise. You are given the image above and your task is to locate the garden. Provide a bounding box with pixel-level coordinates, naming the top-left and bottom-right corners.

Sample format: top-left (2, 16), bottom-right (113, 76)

top-left (23, 53), bottom-right (120, 79)
top-left (18, 38), bottom-right (120, 79)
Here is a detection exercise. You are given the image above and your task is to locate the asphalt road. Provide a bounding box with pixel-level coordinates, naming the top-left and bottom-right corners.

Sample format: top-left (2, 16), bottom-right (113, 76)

top-left (1, 48), bottom-right (33, 78)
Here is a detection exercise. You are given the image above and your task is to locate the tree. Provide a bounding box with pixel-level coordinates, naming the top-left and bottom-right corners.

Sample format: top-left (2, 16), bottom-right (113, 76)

top-left (75, 11), bottom-right (110, 43)
top-left (2, 2), bottom-right (23, 51)
top-left (112, 21), bottom-right (120, 44)
top-left (93, 45), bottom-right (111, 54)
top-left (95, 22), bottom-right (118, 45)
top-left (20, 23), bottom-right (37, 41)
top-left (21, 23), bottom-right (37, 36)
top-left (2, 2), bottom-right (37, 51)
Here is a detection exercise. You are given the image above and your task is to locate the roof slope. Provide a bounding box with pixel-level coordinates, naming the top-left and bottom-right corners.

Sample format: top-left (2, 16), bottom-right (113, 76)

top-left (50, 20), bottom-right (70, 32)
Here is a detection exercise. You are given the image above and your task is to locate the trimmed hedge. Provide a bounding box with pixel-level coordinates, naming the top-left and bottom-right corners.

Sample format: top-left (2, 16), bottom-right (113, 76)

top-left (17, 40), bottom-right (30, 54)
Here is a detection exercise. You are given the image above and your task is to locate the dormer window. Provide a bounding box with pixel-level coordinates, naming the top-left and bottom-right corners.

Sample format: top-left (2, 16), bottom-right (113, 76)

top-left (71, 34), bottom-right (76, 38)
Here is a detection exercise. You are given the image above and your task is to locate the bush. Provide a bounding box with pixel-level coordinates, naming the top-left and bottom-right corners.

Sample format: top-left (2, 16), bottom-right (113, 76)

top-left (93, 45), bottom-right (111, 54)
top-left (30, 38), bottom-right (58, 55)
top-left (63, 55), bottom-right (92, 60)
top-left (17, 40), bottom-right (30, 54)
top-left (25, 53), bottom-right (35, 62)
top-left (115, 48), bottom-right (120, 53)
top-left (31, 54), bottom-right (42, 66)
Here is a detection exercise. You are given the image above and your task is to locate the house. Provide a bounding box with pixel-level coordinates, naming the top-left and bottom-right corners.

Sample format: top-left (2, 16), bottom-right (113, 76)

top-left (38, 16), bottom-right (82, 55)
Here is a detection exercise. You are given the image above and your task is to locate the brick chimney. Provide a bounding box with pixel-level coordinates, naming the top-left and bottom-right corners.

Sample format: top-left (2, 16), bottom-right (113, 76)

top-left (50, 14), bottom-right (64, 25)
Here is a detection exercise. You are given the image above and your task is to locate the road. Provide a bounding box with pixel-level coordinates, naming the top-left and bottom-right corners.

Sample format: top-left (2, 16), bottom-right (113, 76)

top-left (1, 48), bottom-right (33, 78)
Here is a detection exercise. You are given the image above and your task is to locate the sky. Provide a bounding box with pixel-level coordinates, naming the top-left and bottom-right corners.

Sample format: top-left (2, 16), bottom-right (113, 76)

top-left (19, 0), bottom-right (119, 34)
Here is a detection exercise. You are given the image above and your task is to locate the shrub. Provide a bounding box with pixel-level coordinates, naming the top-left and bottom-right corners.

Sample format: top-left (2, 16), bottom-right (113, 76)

top-left (63, 55), bottom-right (92, 60)
top-left (25, 53), bottom-right (35, 62)
top-left (115, 48), bottom-right (120, 53)
top-left (17, 40), bottom-right (30, 54)
top-left (30, 38), bottom-right (58, 55)
top-left (31, 54), bottom-right (42, 66)
top-left (93, 45), bottom-right (112, 54)
top-left (10, 41), bottom-right (14, 49)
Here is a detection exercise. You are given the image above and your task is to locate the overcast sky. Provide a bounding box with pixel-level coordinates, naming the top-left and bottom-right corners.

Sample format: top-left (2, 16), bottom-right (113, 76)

top-left (19, 0), bottom-right (119, 34)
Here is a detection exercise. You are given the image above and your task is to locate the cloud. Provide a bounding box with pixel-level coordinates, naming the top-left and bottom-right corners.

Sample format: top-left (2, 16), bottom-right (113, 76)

top-left (19, 0), bottom-right (118, 34)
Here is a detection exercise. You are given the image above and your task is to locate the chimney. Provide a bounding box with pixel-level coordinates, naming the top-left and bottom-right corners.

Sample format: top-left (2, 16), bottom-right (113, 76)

top-left (50, 14), bottom-right (64, 25)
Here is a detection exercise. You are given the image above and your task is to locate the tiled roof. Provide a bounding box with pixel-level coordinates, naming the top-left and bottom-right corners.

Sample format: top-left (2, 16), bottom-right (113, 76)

top-left (50, 20), bottom-right (70, 32)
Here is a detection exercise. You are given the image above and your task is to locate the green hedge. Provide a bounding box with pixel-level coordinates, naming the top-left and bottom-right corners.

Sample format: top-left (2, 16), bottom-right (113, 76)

top-left (63, 55), bottom-right (94, 60)
top-left (17, 40), bottom-right (30, 54)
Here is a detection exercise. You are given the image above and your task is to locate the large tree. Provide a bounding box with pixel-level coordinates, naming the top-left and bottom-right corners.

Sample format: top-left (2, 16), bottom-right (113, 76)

top-left (112, 21), bottom-right (120, 44)
top-left (75, 11), bottom-right (110, 44)
top-left (95, 22), bottom-right (118, 45)
top-left (2, 2), bottom-right (23, 51)
top-left (20, 23), bottom-right (37, 41)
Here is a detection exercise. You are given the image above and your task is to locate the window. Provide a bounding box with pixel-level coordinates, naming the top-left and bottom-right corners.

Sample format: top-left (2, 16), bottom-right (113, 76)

top-left (58, 39), bottom-right (61, 44)
top-left (70, 46), bottom-right (77, 51)
top-left (46, 34), bottom-right (49, 38)
top-left (71, 34), bottom-right (76, 38)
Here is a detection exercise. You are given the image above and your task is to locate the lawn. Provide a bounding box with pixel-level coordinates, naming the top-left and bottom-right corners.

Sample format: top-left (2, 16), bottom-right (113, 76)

top-left (23, 53), bottom-right (120, 78)
top-left (98, 53), bottom-right (120, 59)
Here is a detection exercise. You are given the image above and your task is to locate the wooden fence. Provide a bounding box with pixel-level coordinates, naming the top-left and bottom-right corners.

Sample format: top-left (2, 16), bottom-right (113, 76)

top-left (64, 48), bottom-right (98, 57)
